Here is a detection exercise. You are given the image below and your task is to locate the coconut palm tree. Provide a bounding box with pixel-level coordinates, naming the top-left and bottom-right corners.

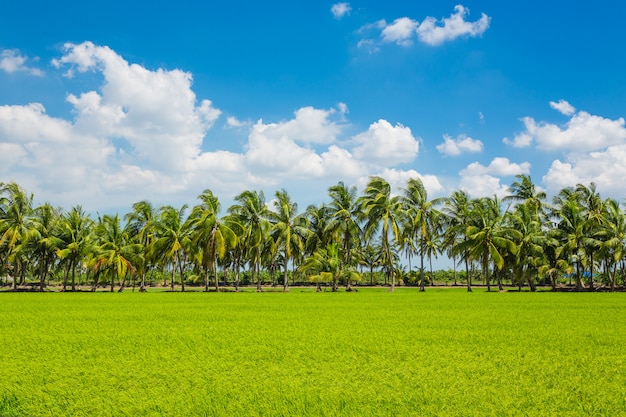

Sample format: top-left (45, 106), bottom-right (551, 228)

top-left (457, 196), bottom-right (520, 291)
top-left (358, 176), bottom-right (403, 292)
top-left (552, 189), bottom-right (593, 291)
top-left (326, 181), bottom-right (362, 291)
top-left (57, 206), bottom-right (93, 291)
top-left (508, 202), bottom-right (547, 291)
top-left (93, 214), bottom-right (142, 292)
top-left (30, 203), bottom-right (63, 291)
top-left (125, 201), bottom-right (158, 291)
top-left (596, 198), bottom-right (626, 291)
top-left (0, 182), bottom-right (34, 290)
top-left (151, 205), bottom-right (191, 291)
top-left (441, 190), bottom-right (473, 291)
top-left (575, 183), bottom-right (604, 289)
top-left (229, 190), bottom-right (270, 292)
top-left (267, 189), bottom-right (311, 292)
top-left (188, 190), bottom-right (239, 292)
top-left (400, 177), bottom-right (441, 291)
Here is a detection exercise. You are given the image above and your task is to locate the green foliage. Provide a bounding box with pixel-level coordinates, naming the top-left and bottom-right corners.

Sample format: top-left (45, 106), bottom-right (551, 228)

top-left (1, 291), bottom-right (625, 416)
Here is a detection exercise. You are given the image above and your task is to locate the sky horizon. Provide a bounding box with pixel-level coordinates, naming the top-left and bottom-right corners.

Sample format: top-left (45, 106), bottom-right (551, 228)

top-left (2, 1), bottom-right (626, 215)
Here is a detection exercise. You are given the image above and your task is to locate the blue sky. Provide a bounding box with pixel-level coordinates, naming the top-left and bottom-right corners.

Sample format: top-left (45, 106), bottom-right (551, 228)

top-left (1, 1), bottom-right (626, 214)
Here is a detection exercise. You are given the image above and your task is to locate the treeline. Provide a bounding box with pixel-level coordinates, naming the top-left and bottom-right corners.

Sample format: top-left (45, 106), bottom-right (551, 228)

top-left (0, 175), bottom-right (624, 293)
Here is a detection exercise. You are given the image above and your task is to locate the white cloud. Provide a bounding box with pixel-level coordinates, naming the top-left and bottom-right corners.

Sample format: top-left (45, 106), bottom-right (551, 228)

top-left (0, 49), bottom-right (43, 76)
top-left (549, 99), bottom-right (576, 116)
top-left (436, 134), bottom-right (483, 156)
top-left (226, 116), bottom-right (249, 128)
top-left (543, 145), bottom-right (626, 195)
top-left (53, 41), bottom-right (221, 171)
top-left (459, 174), bottom-right (509, 198)
top-left (331, 2), bottom-right (351, 19)
top-left (506, 103), bottom-right (626, 151)
top-left (359, 5), bottom-right (490, 52)
top-left (459, 157), bottom-right (530, 198)
top-left (381, 17), bottom-right (419, 46)
top-left (254, 106), bottom-right (343, 145)
top-left (416, 5), bottom-right (490, 46)
top-left (461, 157), bottom-right (530, 177)
top-left (351, 119), bottom-right (419, 166)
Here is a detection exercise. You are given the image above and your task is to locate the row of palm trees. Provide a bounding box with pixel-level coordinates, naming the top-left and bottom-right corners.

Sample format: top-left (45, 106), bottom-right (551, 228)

top-left (1, 175), bottom-right (625, 292)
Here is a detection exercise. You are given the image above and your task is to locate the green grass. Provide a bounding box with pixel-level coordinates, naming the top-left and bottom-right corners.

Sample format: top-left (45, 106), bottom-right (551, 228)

top-left (0, 289), bottom-right (625, 416)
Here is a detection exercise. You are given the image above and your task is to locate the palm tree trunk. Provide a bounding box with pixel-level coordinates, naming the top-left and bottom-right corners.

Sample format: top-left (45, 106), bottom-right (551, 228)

top-left (484, 253), bottom-right (491, 292)
top-left (419, 253), bottom-right (425, 292)
top-left (256, 263), bottom-right (262, 292)
top-left (283, 256), bottom-right (289, 292)
top-left (63, 262), bottom-right (70, 292)
top-left (214, 260), bottom-right (219, 292)
top-left (204, 265), bottom-right (210, 292)
top-left (429, 255), bottom-right (434, 287)
top-left (179, 255), bottom-right (186, 292)
top-left (70, 258), bottom-right (77, 291)
top-left (588, 253), bottom-right (594, 290)
top-left (465, 258), bottom-right (472, 292)
top-left (38, 257), bottom-right (47, 292)
top-left (610, 262), bottom-right (617, 292)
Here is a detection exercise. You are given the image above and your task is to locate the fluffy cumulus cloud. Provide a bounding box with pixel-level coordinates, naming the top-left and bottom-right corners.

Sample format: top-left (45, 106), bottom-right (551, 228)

top-left (360, 5), bottom-right (490, 50)
top-left (331, 2), bottom-right (351, 19)
top-left (416, 5), bottom-right (490, 46)
top-left (0, 49), bottom-right (43, 76)
top-left (0, 42), bottom-right (441, 211)
top-left (436, 134), bottom-right (483, 156)
top-left (461, 157), bottom-right (530, 177)
top-left (459, 157), bottom-right (530, 198)
top-left (505, 100), bottom-right (626, 151)
top-left (543, 145), bottom-right (626, 195)
top-left (351, 120), bottom-right (419, 166)
top-left (381, 18), bottom-right (419, 46)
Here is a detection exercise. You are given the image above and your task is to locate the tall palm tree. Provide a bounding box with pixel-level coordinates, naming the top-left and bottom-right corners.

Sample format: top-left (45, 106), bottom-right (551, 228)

top-left (229, 190), bottom-right (270, 292)
top-left (57, 206), bottom-right (93, 291)
top-left (552, 197), bottom-right (586, 290)
top-left (508, 202), bottom-right (547, 291)
top-left (400, 177), bottom-right (441, 291)
top-left (93, 214), bottom-right (142, 292)
top-left (596, 198), bottom-right (625, 291)
top-left (188, 190), bottom-right (239, 292)
top-left (358, 176), bottom-right (403, 292)
top-left (442, 190), bottom-right (473, 291)
top-left (326, 181), bottom-right (362, 291)
top-left (125, 201), bottom-right (158, 291)
top-left (30, 203), bottom-right (63, 291)
top-left (151, 205), bottom-right (191, 291)
top-left (267, 190), bottom-right (311, 292)
top-left (575, 183), bottom-right (604, 289)
top-left (0, 182), bottom-right (34, 290)
top-left (457, 196), bottom-right (520, 292)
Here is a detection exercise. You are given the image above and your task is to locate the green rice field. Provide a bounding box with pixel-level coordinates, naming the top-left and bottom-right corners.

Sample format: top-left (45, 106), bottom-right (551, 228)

top-left (0, 289), bottom-right (625, 416)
